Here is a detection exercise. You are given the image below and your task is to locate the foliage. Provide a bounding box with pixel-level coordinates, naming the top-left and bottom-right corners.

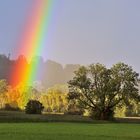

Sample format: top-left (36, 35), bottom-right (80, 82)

top-left (0, 81), bottom-right (68, 113)
top-left (25, 100), bottom-right (44, 114)
top-left (0, 62), bottom-right (140, 118)
top-left (68, 63), bottom-right (140, 120)
top-left (66, 94), bottom-right (84, 115)
top-left (40, 85), bottom-right (68, 113)
top-left (65, 103), bottom-right (84, 115)
top-left (6, 84), bottom-right (32, 110)
top-left (0, 80), bottom-right (9, 108)
top-left (0, 79), bottom-right (9, 94)
top-left (114, 106), bottom-right (126, 118)
top-left (125, 101), bottom-right (140, 117)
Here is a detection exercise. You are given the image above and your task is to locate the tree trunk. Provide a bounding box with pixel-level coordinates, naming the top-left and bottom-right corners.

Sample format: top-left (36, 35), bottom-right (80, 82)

top-left (91, 108), bottom-right (114, 120)
top-left (99, 109), bottom-right (114, 120)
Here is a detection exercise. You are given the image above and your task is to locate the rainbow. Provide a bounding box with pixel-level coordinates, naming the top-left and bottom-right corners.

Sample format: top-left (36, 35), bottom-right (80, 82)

top-left (10, 0), bottom-right (55, 86)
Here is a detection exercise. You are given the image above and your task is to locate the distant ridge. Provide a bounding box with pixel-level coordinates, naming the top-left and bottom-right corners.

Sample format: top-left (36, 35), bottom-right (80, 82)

top-left (0, 54), bottom-right (80, 88)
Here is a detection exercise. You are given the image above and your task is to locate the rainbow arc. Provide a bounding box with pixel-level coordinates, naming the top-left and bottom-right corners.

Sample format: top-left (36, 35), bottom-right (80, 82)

top-left (10, 0), bottom-right (54, 86)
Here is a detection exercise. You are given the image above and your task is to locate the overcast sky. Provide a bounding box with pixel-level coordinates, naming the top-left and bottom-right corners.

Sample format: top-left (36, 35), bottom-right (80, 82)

top-left (0, 0), bottom-right (140, 73)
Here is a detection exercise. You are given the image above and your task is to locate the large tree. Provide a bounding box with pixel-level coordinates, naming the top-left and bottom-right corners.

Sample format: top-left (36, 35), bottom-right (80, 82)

top-left (68, 63), bottom-right (140, 120)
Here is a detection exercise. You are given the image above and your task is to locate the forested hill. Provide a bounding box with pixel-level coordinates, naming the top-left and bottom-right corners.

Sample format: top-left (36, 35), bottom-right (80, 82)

top-left (0, 54), bottom-right (80, 88)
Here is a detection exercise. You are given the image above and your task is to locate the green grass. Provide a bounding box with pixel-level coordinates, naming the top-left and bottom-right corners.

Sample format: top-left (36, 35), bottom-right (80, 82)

top-left (0, 111), bottom-right (140, 140)
top-left (0, 123), bottom-right (140, 140)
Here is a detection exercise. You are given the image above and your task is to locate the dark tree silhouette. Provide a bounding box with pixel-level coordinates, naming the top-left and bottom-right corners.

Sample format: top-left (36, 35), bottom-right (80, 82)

top-left (25, 100), bottom-right (44, 114)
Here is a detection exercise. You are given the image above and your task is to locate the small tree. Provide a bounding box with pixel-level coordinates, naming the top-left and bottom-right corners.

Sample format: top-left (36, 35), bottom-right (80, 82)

top-left (0, 79), bottom-right (9, 108)
top-left (25, 100), bottom-right (44, 114)
top-left (68, 63), bottom-right (140, 120)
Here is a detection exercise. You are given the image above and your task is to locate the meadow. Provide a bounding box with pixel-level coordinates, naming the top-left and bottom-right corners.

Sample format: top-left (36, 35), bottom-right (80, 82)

top-left (0, 123), bottom-right (140, 140)
top-left (0, 111), bottom-right (140, 140)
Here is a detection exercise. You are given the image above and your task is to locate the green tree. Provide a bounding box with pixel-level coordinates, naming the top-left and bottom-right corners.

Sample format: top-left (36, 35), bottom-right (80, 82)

top-left (68, 63), bottom-right (140, 120)
top-left (0, 79), bottom-right (9, 94)
top-left (40, 85), bottom-right (68, 113)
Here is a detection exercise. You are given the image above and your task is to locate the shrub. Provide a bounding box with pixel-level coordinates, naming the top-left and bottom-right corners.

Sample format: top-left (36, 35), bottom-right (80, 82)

top-left (25, 100), bottom-right (44, 114)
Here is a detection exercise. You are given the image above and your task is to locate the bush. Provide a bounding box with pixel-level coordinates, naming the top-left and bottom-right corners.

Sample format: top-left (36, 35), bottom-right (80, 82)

top-left (25, 100), bottom-right (44, 114)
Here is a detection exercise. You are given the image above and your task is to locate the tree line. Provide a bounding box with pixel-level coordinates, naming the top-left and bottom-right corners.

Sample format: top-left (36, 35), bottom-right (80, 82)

top-left (0, 59), bottom-right (140, 120)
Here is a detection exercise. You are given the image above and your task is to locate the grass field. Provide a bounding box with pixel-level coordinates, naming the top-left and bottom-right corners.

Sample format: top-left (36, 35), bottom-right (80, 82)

top-left (0, 111), bottom-right (94, 123)
top-left (0, 111), bottom-right (140, 140)
top-left (0, 110), bottom-right (140, 123)
top-left (0, 123), bottom-right (140, 140)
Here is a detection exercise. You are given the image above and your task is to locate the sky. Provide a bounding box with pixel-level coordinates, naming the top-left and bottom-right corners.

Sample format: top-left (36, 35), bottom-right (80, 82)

top-left (0, 0), bottom-right (140, 73)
